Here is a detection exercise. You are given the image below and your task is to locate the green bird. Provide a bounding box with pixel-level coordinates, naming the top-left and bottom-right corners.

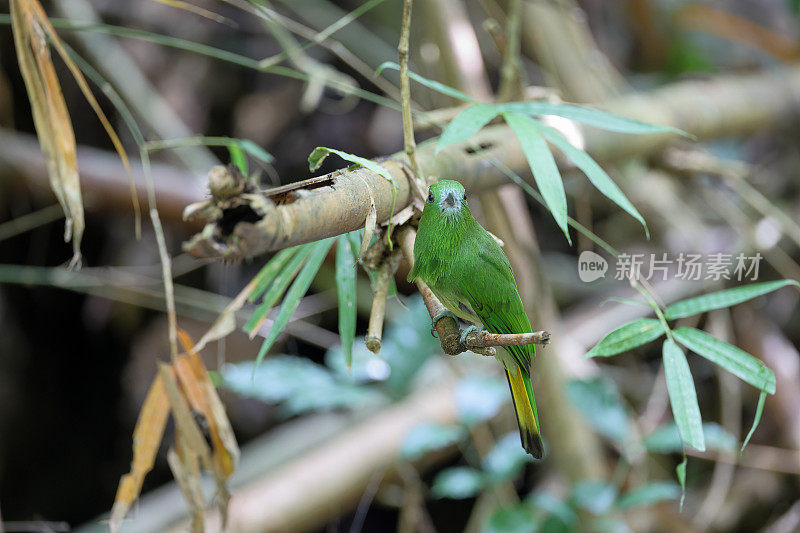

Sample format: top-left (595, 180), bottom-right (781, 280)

top-left (408, 179), bottom-right (543, 458)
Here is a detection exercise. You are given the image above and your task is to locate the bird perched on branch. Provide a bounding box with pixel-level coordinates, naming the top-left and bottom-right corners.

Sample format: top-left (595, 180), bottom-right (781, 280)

top-left (408, 180), bottom-right (543, 458)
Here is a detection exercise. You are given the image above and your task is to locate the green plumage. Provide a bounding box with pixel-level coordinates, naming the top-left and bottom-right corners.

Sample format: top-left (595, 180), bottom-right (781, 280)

top-left (409, 180), bottom-right (544, 458)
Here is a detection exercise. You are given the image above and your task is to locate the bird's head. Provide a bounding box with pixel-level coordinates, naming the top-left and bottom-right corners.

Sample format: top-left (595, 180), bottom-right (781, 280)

top-left (425, 180), bottom-right (469, 219)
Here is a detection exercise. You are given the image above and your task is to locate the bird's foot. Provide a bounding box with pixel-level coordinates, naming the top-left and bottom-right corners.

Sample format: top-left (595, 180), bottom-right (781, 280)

top-left (459, 325), bottom-right (483, 346)
top-left (430, 309), bottom-right (458, 337)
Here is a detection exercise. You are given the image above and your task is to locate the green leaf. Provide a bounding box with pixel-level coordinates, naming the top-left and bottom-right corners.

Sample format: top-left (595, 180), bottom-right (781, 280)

top-left (741, 390), bottom-right (767, 452)
top-left (222, 356), bottom-right (334, 403)
top-left (587, 318), bottom-right (666, 357)
top-left (324, 340), bottom-right (391, 383)
top-left (280, 382), bottom-right (385, 416)
top-left (500, 102), bottom-right (687, 136)
top-left (570, 480), bottom-right (618, 515)
top-left (335, 236), bottom-right (357, 370)
top-left (436, 104), bottom-right (500, 153)
top-left (537, 123), bottom-right (648, 237)
top-left (566, 378), bottom-right (631, 446)
top-left (249, 246), bottom-right (301, 302)
top-left (228, 143), bottom-right (248, 175)
top-left (245, 245), bottom-right (316, 334)
top-left (238, 138), bottom-right (275, 164)
top-left (401, 423), bottom-right (465, 460)
top-left (644, 422), bottom-right (737, 454)
top-left (308, 147), bottom-right (397, 237)
top-left (527, 493), bottom-right (577, 529)
top-left (662, 340), bottom-right (705, 451)
top-left (664, 280), bottom-right (800, 320)
top-left (254, 238), bottom-right (335, 368)
top-left (672, 327), bottom-right (776, 394)
top-left (483, 432), bottom-right (533, 482)
top-left (308, 147), bottom-right (394, 185)
top-left (676, 458), bottom-right (687, 510)
top-left (431, 467), bottom-right (484, 499)
top-left (455, 375), bottom-right (509, 426)
top-left (504, 112), bottom-right (570, 243)
top-left (375, 61), bottom-right (475, 102)
top-left (224, 356), bottom-right (384, 417)
top-left (616, 482), bottom-right (680, 510)
top-left (485, 505), bottom-right (538, 533)
top-left (602, 297), bottom-right (651, 308)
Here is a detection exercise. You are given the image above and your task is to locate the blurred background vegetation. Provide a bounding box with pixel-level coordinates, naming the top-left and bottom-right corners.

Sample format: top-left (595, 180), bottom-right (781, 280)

top-left (1, 0), bottom-right (800, 532)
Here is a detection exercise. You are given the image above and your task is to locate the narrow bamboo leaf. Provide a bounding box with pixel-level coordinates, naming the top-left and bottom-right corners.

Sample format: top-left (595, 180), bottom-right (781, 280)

top-left (741, 390), bottom-right (767, 452)
top-left (308, 147), bottom-right (397, 229)
top-left (436, 104), bottom-right (500, 153)
top-left (227, 143), bottom-right (248, 176)
top-left (244, 245), bottom-right (316, 335)
top-left (504, 112), bottom-right (570, 243)
top-left (663, 340), bottom-right (705, 451)
top-left (500, 101), bottom-right (687, 136)
top-left (254, 238), bottom-right (335, 368)
top-left (537, 123), bottom-right (648, 237)
top-left (664, 279), bottom-right (800, 320)
top-left (676, 458), bottom-right (687, 510)
top-left (308, 146), bottom-right (393, 185)
top-left (375, 61), bottom-right (475, 103)
top-left (347, 229), bottom-right (362, 261)
top-left (335, 236), bottom-right (357, 370)
top-left (602, 297), bottom-right (652, 308)
top-left (249, 245), bottom-right (302, 302)
top-left (672, 327), bottom-right (776, 394)
top-left (587, 318), bottom-right (665, 358)
top-left (238, 139), bottom-right (274, 164)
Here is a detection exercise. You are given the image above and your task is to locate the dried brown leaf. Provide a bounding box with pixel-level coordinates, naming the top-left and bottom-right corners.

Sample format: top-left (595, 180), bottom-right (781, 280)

top-left (178, 331), bottom-right (240, 478)
top-left (360, 191), bottom-right (377, 260)
top-left (168, 441), bottom-right (205, 533)
top-left (11, 0), bottom-right (83, 267)
top-left (109, 374), bottom-right (170, 533)
top-left (193, 278), bottom-right (257, 353)
top-left (158, 363), bottom-right (213, 470)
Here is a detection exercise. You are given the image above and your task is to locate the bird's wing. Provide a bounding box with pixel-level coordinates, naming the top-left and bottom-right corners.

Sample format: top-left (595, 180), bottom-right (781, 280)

top-left (459, 238), bottom-right (535, 370)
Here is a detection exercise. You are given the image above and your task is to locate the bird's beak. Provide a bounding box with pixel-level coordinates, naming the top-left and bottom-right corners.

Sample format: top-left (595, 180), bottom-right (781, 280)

top-left (442, 191), bottom-right (457, 209)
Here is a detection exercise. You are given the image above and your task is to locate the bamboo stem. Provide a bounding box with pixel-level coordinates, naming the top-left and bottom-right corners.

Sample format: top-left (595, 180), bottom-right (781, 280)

top-left (398, 0), bottom-right (427, 202)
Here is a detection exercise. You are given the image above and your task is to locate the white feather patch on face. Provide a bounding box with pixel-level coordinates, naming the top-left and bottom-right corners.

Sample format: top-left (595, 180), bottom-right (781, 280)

top-left (437, 188), bottom-right (463, 216)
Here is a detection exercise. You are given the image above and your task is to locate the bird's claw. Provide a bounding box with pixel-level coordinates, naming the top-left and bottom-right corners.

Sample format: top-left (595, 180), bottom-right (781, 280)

top-left (459, 325), bottom-right (482, 346)
top-left (430, 310), bottom-right (458, 337)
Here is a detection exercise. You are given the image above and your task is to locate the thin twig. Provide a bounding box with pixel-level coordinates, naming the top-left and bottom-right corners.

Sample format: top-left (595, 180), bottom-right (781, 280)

top-left (497, 0), bottom-right (522, 101)
top-left (398, 0), bottom-right (427, 201)
top-left (464, 329), bottom-right (550, 348)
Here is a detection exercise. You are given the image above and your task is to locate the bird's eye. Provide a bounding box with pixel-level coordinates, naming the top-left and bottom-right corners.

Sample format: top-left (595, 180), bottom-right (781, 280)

top-left (462, 193), bottom-right (467, 201)
top-left (427, 193), bottom-right (434, 203)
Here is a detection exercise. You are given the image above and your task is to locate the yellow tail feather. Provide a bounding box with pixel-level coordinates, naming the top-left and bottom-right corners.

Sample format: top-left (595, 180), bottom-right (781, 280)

top-left (505, 369), bottom-right (543, 459)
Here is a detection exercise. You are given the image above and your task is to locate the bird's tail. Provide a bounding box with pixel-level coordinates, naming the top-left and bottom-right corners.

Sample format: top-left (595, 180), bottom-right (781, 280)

top-left (505, 368), bottom-right (544, 459)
